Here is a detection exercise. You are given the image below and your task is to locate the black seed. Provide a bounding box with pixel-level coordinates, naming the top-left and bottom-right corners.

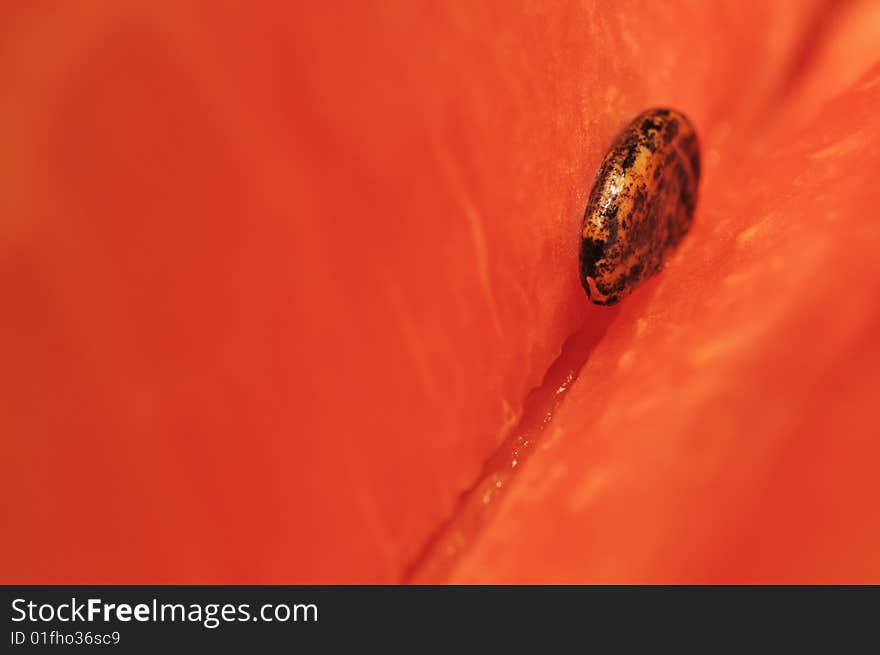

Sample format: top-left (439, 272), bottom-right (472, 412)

top-left (579, 237), bottom-right (606, 279)
top-left (580, 108), bottom-right (700, 306)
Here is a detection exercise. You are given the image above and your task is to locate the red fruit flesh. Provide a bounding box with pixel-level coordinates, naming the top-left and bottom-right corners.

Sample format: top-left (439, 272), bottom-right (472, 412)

top-left (3, 1), bottom-right (879, 583)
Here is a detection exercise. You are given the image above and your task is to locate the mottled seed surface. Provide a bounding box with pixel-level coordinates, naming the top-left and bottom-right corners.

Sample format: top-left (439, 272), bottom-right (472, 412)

top-left (580, 108), bottom-right (700, 305)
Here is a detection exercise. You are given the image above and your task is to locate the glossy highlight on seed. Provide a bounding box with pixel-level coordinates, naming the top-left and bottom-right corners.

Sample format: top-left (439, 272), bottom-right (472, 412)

top-left (580, 108), bottom-right (701, 305)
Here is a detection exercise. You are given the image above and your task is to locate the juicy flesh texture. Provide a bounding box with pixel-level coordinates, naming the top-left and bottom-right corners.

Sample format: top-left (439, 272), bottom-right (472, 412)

top-left (2, 1), bottom-right (879, 582)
